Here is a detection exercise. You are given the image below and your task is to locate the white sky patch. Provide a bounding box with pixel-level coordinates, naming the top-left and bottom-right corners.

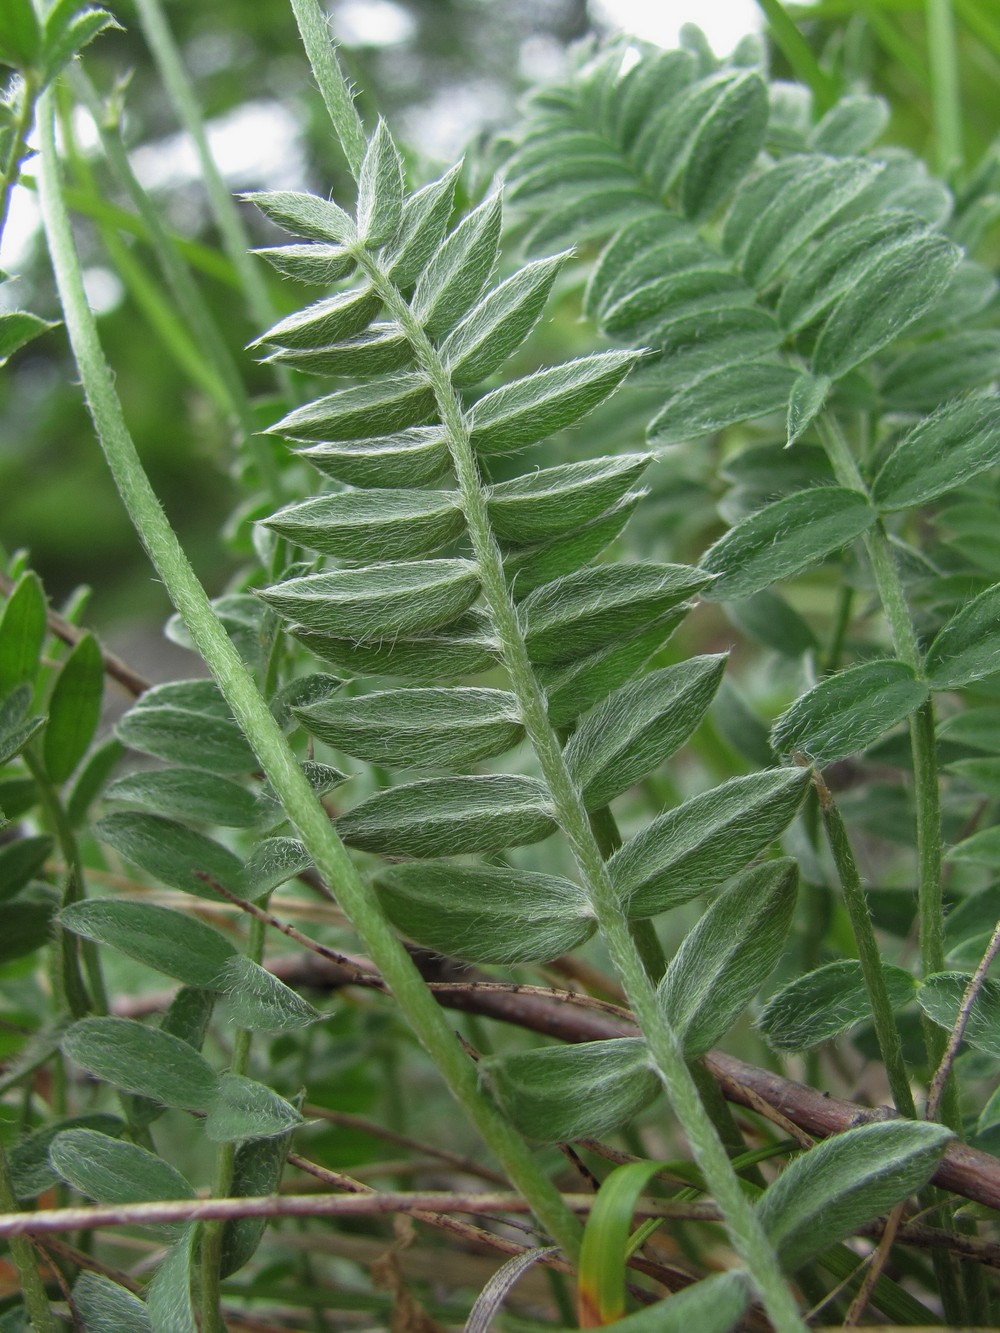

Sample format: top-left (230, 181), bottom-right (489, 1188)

top-left (594, 0), bottom-right (761, 54)
top-left (81, 265), bottom-right (124, 315)
top-left (330, 0), bottom-right (416, 47)
top-left (129, 99), bottom-right (303, 193)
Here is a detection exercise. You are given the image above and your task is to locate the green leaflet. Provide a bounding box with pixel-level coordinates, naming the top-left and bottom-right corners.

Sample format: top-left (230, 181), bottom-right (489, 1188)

top-left (269, 372), bottom-right (436, 442)
top-left (384, 163), bottom-right (461, 290)
top-left (295, 685), bottom-right (522, 769)
top-left (872, 395), bottom-right (1000, 513)
top-left (60, 899), bottom-right (237, 988)
top-left (680, 70), bottom-right (769, 219)
top-left (700, 487), bottom-right (875, 602)
top-left (147, 1226), bottom-right (198, 1333)
top-left (808, 93), bottom-right (889, 154)
top-left (602, 267), bottom-right (755, 340)
top-left (585, 215), bottom-right (704, 322)
top-left (648, 361), bottom-right (799, 445)
top-left (73, 1273), bottom-right (153, 1333)
top-left (412, 192), bottom-right (503, 338)
top-left (521, 562), bottom-right (709, 665)
top-left (0, 684), bottom-right (44, 767)
top-left (238, 836), bottom-right (313, 898)
top-left (0, 310), bottom-right (56, 366)
top-left (374, 862), bottom-right (595, 964)
top-left (503, 494), bottom-right (641, 597)
top-left (725, 589), bottom-right (819, 658)
top-left (758, 959), bottom-right (918, 1051)
top-left (265, 324), bottom-right (412, 378)
top-left (217, 956), bottom-right (321, 1033)
top-left (105, 766), bottom-right (260, 828)
top-left (576, 1274), bottom-right (750, 1333)
top-left (9, 1114), bottom-right (123, 1200)
top-left (484, 1039), bottom-right (659, 1142)
top-left (879, 332), bottom-right (1000, 413)
top-left (262, 488), bottom-right (464, 563)
top-left (614, 48), bottom-right (696, 152)
top-left (253, 285), bottom-right (381, 350)
top-left (219, 1130), bottom-right (293, 1277)
top-left (356, 119), bottom-right (404, 248)
top-left (253, 241), bottom-right (355, 285)
top-left (609, 768), bottom-right (810, 919)
top-left (259, 560), bottom-right (480, 640)
top-left (565, 655), bottom-right (726, 810)
top-left (0, 834), bottom-right (53, 902)
top-left (115, 679), bottom-right (256, 774)
top-left (0, 899), bottom-right (58, 964)
top-left (488, 454), bottom-right (651, 546)
top-left (338, 774), bottom-right (555, 857)
top-left (925, 584), bottom-right (1000, 689)
top-left (917, 973), bottom-right (1000, 1058)
top-left (658, 860), bottom-right (798, 1057)
top-left (292, 613), bottom-right (497, 682)
top-left (204, 1072), bottom-right (304, 1142)
top-left (246, 189), bottom-right (354, 243)
top-left (62, 1016), bottom-right (219, 1110)
top-left (785, 372), bottom-right (830, 448)
top-left (441, 253), bottom-right (568, 386)
top-left (49, 1128), bottom-right (195, 1209)
top-left (948, 825), bottom-right (1000, 868)
top-left (771, 659), bottom-right (929, 764)
top-left (297, 427), bottom-right (451, 488)
top-left (758, 1121), bottom-right (953, 1272)
top-left (467, 351), bottom-right (640, 455)
top-left (0, 570), bottom-right (46, 697)
top-left (94, 811), bottom-right (244, 901)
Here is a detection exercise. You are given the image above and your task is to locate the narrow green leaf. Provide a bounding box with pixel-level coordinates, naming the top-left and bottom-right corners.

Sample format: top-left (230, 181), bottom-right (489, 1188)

top-left (293, 612), bottom-right (496, 682)
top-left (566, 655), bottom-right (726, 810)
top-left (62, 1017), bottom-right (218, 1110)
top-left (219, 1131), bottom-right (293, 1277)
top-left (488, 454), bottom-right (651, 546)
top-left (0, 571), bottom-right (46, 697)
top-left (948, 825), bottom-right (1000, 868)
top-left (297, 426), bottom-right (450, 488)
top-left (610, 768), bottom-right (810, 919)
top-left (522, 563), bottom-right (709, 666)
top-left (73, 1273), bottom-right (153, 1333)
top-left (269, 371), bottom-right (435, 442)
top-left (0, 704), bottom-right (44, 768)
top-left (116, 680), bottom-right (256, 774)
top-left (374, 862), bottom-right (595, 964)
top-left (813, 232), bottom-right (961, 379)
top-left (260, 559), bottom-right (480, 640)
top-left (645, 70), bottom-right (738, 196)
top-left (771, 659), bottom-right (928, 764)
top-left (484, 1039), bottom-right (659, 1142)
top-left (0, 310), bottom-right (56, 365)
top-left (701, 487), bottom-right (874, 602)
top-left (757, 1120), bottom-right (953, 1271)
top-left (253, 241), bottom-right (354, 285)
top-left (296, 685), bottom-right (522, 769)
top-left (338, 774), bottom-right (554, 857)
top-left (872, 395), bottom-right (1000, 512)
top-left (785, 372), bottom-right (830, 447)
top-left (582, 1273), bottom-right (751, 1333)
top-left (659, 860), bottom-right (798, 1057)
top-left (759, 959), bottom-right (918, 1051)
top-left (94, 811), bottom-right (245, 901)
top-left (147, 1226), bottom-right (197, 1333)
top-left (0, 899), bottom-right (57, 963)
top-left (265, 324), bottom-right (412, 378)
top-left (613, 47), bottom-right (696, 152)
top-left (585, 214), bottom-right (701, 323)
top-left (238, 836), bottom-right (312, 898)
top-left (0, 835), bottom-right (53, 903)
top-left (468, 351), bottom-right (639, 455)
top-left (503, 494), bottom-right (641, 597)
top-left (648, 361), bottom-right (798, 445)
top-left (263, 488), bottom-right (463, 563)
top-left (385, 163), bottom-right (461, 290)
top-left (441, 253), bottom-right (568, 386)
top-left (252, 285), bottom-right (380, 351)
top-left (917, 972), bottom-right (1000, 1057)
top-left (925, 584), bottom-right (1000, 689)
top-left (42, 631), bottom-right (103, 783)
top-left (105, 766), bottom-right (259, 828)
top-left (809, 93), bottom-right (889, 154)
top-left (60, 899), bottom-right (237, 987)
top-left (49, 1128), bottom-right (195, 1210)
top-left (66, 737), bottom-right (124, 827)
top-left (247, 189), bottom-right (354, 243)
top-left (412, 192), bottom-right (503, 338)
top-left (218, 955), bottom-right (320, 1033)
top-left (357, 119), bottom-right (404, 248)
top-left (681, 70), bottom-right (769, 219)
top-left (204, 1072), bottom-right (304, 1142)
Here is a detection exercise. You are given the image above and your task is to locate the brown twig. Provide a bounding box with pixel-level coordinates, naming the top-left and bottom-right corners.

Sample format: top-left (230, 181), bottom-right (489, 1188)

top-left (926, 915), bottom-right (1000, 1121)
top-left (846, 1202), bottom-right (905, 1326)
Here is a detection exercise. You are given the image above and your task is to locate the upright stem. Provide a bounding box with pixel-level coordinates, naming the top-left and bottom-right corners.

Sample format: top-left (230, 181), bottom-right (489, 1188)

top-left (34, 85), bottom-right (582, 1266)
top-left (926, 0), bottom-right (963, 175)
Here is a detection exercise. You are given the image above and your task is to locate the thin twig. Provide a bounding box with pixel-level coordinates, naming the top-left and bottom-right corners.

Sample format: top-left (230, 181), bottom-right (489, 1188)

top-left (845, 1202), bottom-right (906, 1326)
top-left (927, 915), bottom-right (1000, 1121)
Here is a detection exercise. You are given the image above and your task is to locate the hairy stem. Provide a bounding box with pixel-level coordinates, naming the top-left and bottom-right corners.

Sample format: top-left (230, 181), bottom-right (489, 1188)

top-left (34, 84), bottom-right (582, 1265)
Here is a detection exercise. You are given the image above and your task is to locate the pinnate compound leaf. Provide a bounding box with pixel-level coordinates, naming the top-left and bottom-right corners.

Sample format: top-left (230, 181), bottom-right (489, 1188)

top-left (269, 372), bottom-right (435, 442)
top-left (758, 959), bottom-right (918, 1051)
top-left (374, 862), bottom-right (594, 964)
top-left (468, 351), bottom-right (639, 455)
top-left (701, 487), bottom-right (874, 602)
top-left (49, 1128), bottom-right (194, 1211)
top-left (205, 1073), bottom-right (304, 1142)
top-left (488, 454), bottom-right (650, 546)
top-left (247, 189), bottom-right (354, 243)
top-left (441, 253), bottom-right (568, 386)
top-left (42, 632), bottom-right (104, 783)
top-left (648, 361), bottom-right (798, 445)
top-left (521, 563), bottom-right (708, 666)
top-left (484, 1039), bottom-right (658, 1142)
top-left (94, 812), bottom-right (244, 901)
top-left (872, 395), bottom-right (1000, 513)
top-left (296, 686), bottom-right (522, 769)
top-left (260, 560), bottom-right (480, 641)
top-left (0, 571), bottom-right (46, 696)
top-left (116, 680), bottom-right (256, 774)
top-left (339, 774), bottom-right (554, 857)
top-left (412, 192), bottom-right (503, 337)
top-left (61, 899), bottom-right (236, 988)
top-left (62, 1017), bottom-right (218, 1110)
top-left (757, 1120), bottom-right (953, 1271)
top-left (263, 488), bottom-right (463, 563)
top-left (925, 584), bottom-right (1000, 690)
top-left (771, 659), bottom-right (928, 764)
top-left (917, 973), bottom-right (1000, 1057)
top-left (357, 119), bottom-right (404, 247)
top-left (0, 310), bottom-right (56, 365)
top-left (219, 1130), bottom-right (293, 1277)
top-left (681, 70), bottom-right (768, 219)
top-left (659, 860), bottom-right (798, 1057)
top-left (813, 232), bottom-right (961, 380)
top-left (610, 768), bottom-right (810, 919)
top-left (566, 655), bottom-right (726, 810)
top-left (105, 766), bottom-right (260, 828)
top-left (217, 956), bottom-right (321, 1033)
top-left (73, 1272), bottom-right (153, 1333)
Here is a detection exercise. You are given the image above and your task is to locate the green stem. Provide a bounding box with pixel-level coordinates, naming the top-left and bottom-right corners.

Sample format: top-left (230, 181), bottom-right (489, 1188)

top-left (0, 72), bottom-right (38, 242)
top-left (926, 0), bottom-right (963, 175)
top-left (0, 1142), bottom-right (56, 1333)
top-left (288, 0), bottom-right (368, 176)
top-left (813, 771), bottom-right (917, 1117)
top-left (754, 0), bottom-right (839, 111)
top-left (35, 84), bottom-right (582, 1266)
